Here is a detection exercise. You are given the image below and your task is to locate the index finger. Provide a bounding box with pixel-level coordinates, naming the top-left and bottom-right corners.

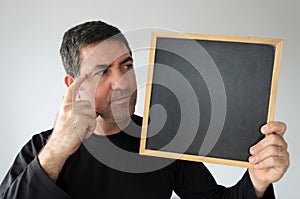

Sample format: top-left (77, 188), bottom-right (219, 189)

top-left (63, 75), bottom-right (88, 103)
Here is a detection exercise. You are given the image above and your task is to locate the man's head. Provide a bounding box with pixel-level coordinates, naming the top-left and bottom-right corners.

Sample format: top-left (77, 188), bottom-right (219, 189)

top-left (60, 21), bottom-right (137, 128)
top-left (60, 20), bottom-right (131, 78)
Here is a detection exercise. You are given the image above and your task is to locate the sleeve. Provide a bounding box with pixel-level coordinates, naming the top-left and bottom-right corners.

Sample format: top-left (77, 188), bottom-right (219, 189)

top-left (173, 160), bottom-right (275, 199)
top-left (0, 131), bottom-right (70, 199)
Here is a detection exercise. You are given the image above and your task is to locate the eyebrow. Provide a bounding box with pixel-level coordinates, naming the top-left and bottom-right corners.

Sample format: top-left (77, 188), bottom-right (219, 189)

top-left (120, 56), bottom-right (133, 65)
top-left (90, 56), bottom-right (133, 73)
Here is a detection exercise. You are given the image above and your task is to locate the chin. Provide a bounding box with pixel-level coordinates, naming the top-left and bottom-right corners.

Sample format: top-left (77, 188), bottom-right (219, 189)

top-left (118, 105), bottom-right (135, 120)
top-left (108, 105), bottom-right (134, 124)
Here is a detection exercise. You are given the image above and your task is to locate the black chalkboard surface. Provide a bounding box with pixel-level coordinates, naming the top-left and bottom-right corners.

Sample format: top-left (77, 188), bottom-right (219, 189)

top-left (140, 32), bottom-right (283, 167)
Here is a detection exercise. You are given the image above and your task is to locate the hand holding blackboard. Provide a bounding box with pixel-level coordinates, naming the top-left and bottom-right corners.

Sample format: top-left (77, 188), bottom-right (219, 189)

top-left (248, 121), bottom-right (289, 197)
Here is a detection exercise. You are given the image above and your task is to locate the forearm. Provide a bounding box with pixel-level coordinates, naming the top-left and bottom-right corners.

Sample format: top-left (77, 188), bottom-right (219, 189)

top-left (37, 120), bottom-right (82, 183)
top-left (187, 171), bottom-right (274, 199)
top-left (174, 161), bottom-right (274, 199)
top-left (38, 141), bottom-right (68, 183)
top-left (248, 169), bottom-right (270, 198)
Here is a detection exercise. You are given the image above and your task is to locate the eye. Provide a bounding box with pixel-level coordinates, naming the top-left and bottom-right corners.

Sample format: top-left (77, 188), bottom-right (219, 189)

top-left (122, 64), bottom-right (133, 71)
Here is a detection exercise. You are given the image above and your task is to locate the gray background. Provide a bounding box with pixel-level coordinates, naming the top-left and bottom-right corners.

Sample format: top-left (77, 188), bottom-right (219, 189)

top-left (0, 0), bottom-right (299, 198)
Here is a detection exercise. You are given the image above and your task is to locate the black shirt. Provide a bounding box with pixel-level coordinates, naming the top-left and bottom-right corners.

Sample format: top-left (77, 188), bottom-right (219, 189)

top-left (0, 115), bottom-right (274, 198)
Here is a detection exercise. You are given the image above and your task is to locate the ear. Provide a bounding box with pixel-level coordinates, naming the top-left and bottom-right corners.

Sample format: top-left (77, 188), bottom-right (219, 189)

top-left (64, 74), bottom-right (82, 99)
top-left (64, 74), bottom-right (75, 88)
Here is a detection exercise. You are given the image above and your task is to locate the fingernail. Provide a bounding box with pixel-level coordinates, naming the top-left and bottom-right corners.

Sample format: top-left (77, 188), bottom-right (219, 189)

top-left (250, 147), bottom-right (256, 155)
top-left (261, 126), bottom-right (269, 133)
top-left (249, 156), bottom-right (255, 163)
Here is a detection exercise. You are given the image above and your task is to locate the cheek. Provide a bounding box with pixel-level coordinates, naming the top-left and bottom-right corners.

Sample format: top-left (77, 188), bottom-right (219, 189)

top-left (80, 81), bottom-right (98, 99)
top-left (128, 72), bottom-right (137, 89)
top-left (79, 79), bottom-right (112, 111)
top-left (130, 91), bottom-right (137, 104)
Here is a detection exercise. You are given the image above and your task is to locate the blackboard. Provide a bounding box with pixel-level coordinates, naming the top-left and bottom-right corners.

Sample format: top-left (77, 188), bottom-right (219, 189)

top-left (139, 32), bottom-right (283, 167)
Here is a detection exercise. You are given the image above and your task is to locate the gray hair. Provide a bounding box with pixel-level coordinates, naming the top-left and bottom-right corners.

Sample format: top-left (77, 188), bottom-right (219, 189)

top-left (60, 21), bottom-right (131, 77)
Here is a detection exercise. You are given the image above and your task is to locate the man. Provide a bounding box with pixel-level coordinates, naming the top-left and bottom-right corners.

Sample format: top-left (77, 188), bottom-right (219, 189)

top-left (0, 21), bottom-right (289, 198)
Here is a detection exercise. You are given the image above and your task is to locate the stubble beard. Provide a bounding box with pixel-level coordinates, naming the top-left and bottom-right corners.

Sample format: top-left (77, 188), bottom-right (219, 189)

top-left (97, 91), bottom-right (137, 129)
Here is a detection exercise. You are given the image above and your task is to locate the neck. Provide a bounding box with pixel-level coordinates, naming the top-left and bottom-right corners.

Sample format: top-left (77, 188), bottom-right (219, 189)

top-left (94, 116), bottom-right (131, 136)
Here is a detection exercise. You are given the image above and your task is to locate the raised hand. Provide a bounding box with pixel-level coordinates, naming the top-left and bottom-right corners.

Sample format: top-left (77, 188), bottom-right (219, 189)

top-left (38, 75), bottom-right (97, 182)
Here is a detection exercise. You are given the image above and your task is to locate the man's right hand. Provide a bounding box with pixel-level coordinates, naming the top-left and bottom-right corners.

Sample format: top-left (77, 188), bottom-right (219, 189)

top-left (38, 75), bottom-right (97, 182)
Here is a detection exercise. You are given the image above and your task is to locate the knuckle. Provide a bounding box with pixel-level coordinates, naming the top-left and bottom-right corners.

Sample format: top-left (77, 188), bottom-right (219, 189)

top-left (278, 147), bottom-right (284, 155)
top-left (62, 102), bottom-right (72, 111)
top-left (268, 134), bottom-right (277, 143)
top-left (269, 156), bottom-right (276, 165)
top-left (280, 121), bottom-right (287, 132)
top-left (269, 147), bottom-right (278, 155)
top-left (273, 121), bottom-right (287, 134)
top-left (281, 139), bottom-right (288, 149)
top-left (286, 151), bottom-right (290, 158)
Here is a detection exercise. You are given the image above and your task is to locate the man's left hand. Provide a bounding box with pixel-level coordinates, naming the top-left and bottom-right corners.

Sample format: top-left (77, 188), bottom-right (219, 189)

top-left (248, 121), bottom-right (289, 197)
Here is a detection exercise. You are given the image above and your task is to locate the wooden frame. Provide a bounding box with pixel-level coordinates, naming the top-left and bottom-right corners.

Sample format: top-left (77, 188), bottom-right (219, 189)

top-left (139, 32), bottom-right (283, 168)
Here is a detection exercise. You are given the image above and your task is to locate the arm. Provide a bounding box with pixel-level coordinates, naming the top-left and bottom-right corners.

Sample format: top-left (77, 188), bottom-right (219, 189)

top-left (38, 74), bottom-right (96, 182)
top-left (0, 75), bottom-right (96, 198)
top-left (173, 160), bottom-right (274, 199)
top-left (174, 121), bottom-right (289, 199)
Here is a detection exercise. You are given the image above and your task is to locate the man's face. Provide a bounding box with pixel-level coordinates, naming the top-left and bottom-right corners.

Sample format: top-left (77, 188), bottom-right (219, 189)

top-left (78, 39), bottom-right (137, 125)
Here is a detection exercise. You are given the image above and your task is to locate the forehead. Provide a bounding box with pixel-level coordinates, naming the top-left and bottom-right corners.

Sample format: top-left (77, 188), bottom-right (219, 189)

top-left (80, 40), bottom-right (130, 69)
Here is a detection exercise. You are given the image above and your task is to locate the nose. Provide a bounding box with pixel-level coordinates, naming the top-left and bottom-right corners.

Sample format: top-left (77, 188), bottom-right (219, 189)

top-left (110, 69), bottom-right (129, 91)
